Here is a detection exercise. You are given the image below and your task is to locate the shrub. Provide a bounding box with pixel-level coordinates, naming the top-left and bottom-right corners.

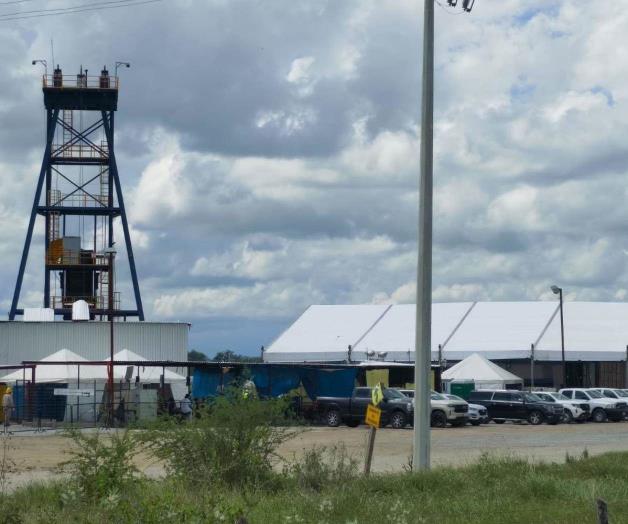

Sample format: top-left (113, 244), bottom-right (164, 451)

top-left (60, 429), bottom-right (141, 501)
top-left (287, 444), bottom-right (358, 492)
top-left (141, 392), bottom-right (296, 488)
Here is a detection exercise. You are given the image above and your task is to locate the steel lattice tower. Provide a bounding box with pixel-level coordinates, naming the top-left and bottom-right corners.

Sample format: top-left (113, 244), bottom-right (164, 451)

top-left (9, 66), bottom-right (144, 320)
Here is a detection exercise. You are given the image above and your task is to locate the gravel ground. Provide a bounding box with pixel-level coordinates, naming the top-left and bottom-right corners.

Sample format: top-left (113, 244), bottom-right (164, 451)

top-left (4, 421), bottom-right (628, 491)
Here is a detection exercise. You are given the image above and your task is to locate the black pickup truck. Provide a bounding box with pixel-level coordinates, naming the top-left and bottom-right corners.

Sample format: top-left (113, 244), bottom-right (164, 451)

top-left (315, 387), bottom-right (414, 429)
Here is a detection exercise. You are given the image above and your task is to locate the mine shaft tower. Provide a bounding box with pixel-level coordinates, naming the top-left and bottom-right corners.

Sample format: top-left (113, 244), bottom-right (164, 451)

top-left (9, 66), bottom-right (144, 320)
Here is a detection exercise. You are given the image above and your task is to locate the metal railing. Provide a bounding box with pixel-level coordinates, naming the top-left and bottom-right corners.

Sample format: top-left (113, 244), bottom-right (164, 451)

top-left (50, 293), bottom-right (120, 311)
top-left (52, 143), bottom-right (108, 160)
top-left (43, 74), bottom-right (119, 90)
top-left (47, 190), bottom-right (108, 208)
top-left (46, 250), bottom-right (111, 266)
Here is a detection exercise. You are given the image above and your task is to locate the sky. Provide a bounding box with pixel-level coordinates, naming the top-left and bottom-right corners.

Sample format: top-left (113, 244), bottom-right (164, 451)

top-left (0, 0), bottom-right (627, 357)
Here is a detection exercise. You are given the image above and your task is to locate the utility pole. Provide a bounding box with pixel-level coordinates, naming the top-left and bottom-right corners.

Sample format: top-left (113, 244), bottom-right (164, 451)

top-left (414, 0), bottom-right (476, 471)
top-left (105, 246), bottom-right (116, 426)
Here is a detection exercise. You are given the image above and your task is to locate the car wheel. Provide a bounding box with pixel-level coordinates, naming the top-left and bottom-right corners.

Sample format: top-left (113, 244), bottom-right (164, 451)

top-left (390, 411), bottom-right (407, 429)
top-left (430, 410), bottom-right (447, 428)
top-left (528, 411), bottom-right (543, 425)
top-left (470, 420), bottom-right (481, 426)
top-left (493, 419), bottom-right (505, 424)
top-left (345, 420), bottom-right (360, 428)
top-left (325, 409), bottom-right (341, 427)
top-left (562, 410), bottom-right (573, 424)
top-left (592, 408), bottom-right (607, 423)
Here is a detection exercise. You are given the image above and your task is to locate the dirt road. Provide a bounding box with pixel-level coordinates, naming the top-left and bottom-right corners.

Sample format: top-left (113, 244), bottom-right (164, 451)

top-left (4, 422), bottom-right (628, 491)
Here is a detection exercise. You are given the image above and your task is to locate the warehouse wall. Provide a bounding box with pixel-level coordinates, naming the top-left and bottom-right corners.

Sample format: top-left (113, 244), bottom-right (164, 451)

top-left (0, 321), bottom-right (189, 364)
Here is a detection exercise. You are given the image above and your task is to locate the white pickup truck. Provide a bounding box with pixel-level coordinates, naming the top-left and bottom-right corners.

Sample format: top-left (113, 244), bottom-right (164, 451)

top-left (532, 391), bottom-right (589, 423)
top-left (559, 388), bottom-right (627, 422)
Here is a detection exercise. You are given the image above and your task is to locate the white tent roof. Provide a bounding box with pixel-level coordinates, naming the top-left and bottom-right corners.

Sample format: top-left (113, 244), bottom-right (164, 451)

top-left (264, 305), bottom-right (391, 362)
top-left (442, 353), bottom-right (522, 384)
top-left (108, 349), bottom-right (186, 382)
top-left (352, 303), bottom-right (474, 361)
top-left (263, 301), bottom-right (628, 363)
top-left (0, 348), bottom-right (187, 384)
top-left (0, 349), bottom-right (103, 383)
top-left (443, 302), bottom-right (558, 360)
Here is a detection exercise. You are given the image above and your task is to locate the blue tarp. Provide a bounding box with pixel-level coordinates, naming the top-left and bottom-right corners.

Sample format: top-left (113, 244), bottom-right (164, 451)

top-left (192, 366), bottom-right (358, 400)
top-left (192, 369), bottom-right (237, 398)
top-left (250, 366), bottom-right (302, 397)
top-left (301, 368), bottom-right (357, 399)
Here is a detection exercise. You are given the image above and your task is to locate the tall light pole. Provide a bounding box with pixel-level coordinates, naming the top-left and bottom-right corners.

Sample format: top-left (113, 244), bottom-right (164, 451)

top-left (414, 0), bottom-right (475, 471)
top-left (413, 0), bottom-right (435, 471)
top-left (551, 285), bottom-right (566, 387)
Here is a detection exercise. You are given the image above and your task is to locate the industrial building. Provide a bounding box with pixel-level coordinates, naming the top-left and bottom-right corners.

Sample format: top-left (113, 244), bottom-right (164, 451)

top-left (263, 302), bottom-right (628, 388)
top-left (0, 321), bottom-right (189, 365)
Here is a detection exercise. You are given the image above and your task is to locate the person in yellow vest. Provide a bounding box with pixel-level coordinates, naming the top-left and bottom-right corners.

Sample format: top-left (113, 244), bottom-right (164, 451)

top-left (2, 387), bottom-right (14, 428)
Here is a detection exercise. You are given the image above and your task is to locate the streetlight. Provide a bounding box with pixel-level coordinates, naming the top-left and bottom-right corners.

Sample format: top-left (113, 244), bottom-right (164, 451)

top-left (115, 61), bottom-right (130, 77)
top-left (551, 285), bottom-right (566, 388)
top-left (413, 0), bottom-right (476, 472)
top-left (32, 59), bottom-right (48, 77)
top-left (104, 245), bottom-right (117, 426)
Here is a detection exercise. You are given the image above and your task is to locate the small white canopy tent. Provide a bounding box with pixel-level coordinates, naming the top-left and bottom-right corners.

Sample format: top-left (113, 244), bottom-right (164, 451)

top-left (0, 349), bottom-right (107, 423)
top-left (0, 348), bottom-right (104, 383)
top-left (108, 349), bottom-right (188, 400)
top-left (442, 353), bottom-right (523, 390)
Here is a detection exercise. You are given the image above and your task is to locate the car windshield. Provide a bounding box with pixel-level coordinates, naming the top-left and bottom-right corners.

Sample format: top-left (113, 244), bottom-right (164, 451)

top-left (430, 392), bottom-right (447, 400)
top-left (616, 390), bottom-right (628, 397)
top-left (587, 390), bottom-right (603, 399)
top-left (446, 394), bottom-right (463, 401)
top-left (523, 393), bottom-right (543, 402)
top-left (384, 389), bottom-right (405, 400)
top-left (535, 393), bottom-right (552, 402)
top-left (550, 393), bottom-right (570, 401)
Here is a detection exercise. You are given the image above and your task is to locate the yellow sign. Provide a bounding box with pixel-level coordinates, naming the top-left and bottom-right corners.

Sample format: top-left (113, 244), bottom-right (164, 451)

top-left (372, 382), bottom-right (384, 406)
top-left (366, 403), bottom-right (382, 428)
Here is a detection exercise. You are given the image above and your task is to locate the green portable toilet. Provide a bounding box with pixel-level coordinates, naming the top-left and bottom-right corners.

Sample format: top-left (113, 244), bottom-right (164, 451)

top-left (450, 381), bottom-right (475, 400)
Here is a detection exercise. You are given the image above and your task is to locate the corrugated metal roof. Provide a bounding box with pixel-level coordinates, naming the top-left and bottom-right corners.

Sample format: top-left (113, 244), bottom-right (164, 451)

top-left (0, 321), bottom-right (189, 365)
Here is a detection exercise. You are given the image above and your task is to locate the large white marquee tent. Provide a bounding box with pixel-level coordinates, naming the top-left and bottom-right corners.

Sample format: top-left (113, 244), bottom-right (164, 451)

top-left (263, 302), bottom-right (628, 363)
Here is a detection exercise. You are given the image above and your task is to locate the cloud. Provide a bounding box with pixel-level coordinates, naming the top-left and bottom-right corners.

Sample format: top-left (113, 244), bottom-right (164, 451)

top-left (2, 0), bottom-right (628, 355)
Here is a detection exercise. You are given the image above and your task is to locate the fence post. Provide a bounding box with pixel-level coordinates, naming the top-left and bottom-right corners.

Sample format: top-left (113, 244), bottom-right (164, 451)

top-left (597, 498), bottom-right (609, 524)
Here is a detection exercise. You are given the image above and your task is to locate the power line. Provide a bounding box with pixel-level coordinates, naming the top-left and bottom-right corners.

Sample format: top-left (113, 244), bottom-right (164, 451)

top-left (0, 0), bottom-right (162, 21)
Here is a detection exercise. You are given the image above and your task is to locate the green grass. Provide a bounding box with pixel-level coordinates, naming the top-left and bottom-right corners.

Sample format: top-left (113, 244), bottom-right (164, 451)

top-left (4, 451), bottom-right (628, 523)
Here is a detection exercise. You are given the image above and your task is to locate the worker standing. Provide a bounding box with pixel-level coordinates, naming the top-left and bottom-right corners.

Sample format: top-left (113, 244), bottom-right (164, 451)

top-left (2, 387), bottom-right (14, 429)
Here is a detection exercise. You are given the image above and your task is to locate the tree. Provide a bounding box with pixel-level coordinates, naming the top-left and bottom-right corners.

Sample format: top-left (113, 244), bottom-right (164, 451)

top-left (188, 350), bottom-right (209, 362)
top-left (212, 350), bottom-right (262, 363)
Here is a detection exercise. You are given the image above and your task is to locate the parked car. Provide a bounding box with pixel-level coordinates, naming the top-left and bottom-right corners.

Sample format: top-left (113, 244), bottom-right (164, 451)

top-left (531, 391), bottom-right (589, 423)
top-left (467, 390), bottom-right (563, 425)
top-left (399, 389), bottom-right (469, 427)
top-left (444, 393), bottom-right (489, 426)
top-left (559, 388), bottom-right (627, 422)
top-left (315, 387), bottom-right (414, 429)
top-left (587, 388), bottom-right (628, 419)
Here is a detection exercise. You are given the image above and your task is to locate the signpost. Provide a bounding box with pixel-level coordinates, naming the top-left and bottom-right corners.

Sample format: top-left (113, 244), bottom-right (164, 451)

top-left (53, 389), bottom-right (93, 397)
top-left (364, 383), bottom-right (384, 476)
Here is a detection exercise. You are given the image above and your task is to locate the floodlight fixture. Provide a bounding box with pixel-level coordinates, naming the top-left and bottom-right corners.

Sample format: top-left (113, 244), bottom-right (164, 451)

top-left (551, 285), bottom-right (561, 295)
top-left (32, 59), bottom-right (47, 76)
top-left (115, 61), bottom-right (131, 76)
